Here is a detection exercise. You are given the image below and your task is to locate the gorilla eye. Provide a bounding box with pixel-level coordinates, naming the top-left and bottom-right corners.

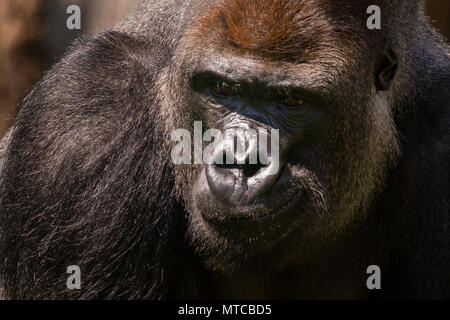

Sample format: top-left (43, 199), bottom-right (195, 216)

top-left (283, 96), bottom-right (304, 107)
top-left (209, 81), bottom-right (241, 98)
top-left (210, 81), bottom-right (233, 97)
top-left (277, 88), bottom-right (305, 107)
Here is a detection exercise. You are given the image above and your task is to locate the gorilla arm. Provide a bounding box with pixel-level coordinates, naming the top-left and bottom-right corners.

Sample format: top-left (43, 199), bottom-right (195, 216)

top-left (0, 31), bottom-right (184, 299)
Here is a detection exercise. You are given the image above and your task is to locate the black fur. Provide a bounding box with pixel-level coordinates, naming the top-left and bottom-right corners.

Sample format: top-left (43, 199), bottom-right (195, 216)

top-left (0, 0), bottom-right (449, 299)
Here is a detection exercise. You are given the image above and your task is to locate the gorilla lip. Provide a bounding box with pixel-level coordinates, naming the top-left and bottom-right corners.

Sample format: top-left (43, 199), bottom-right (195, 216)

top-left (201, 163), bottom-right (304, 223)
top-left (202, 185), bottom-right (305, 253)
top-left (215, 190), bottom-right (303, 223)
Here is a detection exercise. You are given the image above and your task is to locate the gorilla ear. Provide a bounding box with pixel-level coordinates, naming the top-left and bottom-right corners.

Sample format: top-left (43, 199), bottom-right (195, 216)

top-left (375, 49), bottom-right (398, 91)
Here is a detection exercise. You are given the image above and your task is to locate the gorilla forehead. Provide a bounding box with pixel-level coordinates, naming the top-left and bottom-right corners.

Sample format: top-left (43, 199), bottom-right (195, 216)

top-left (187, 0), bottom-right (384, 64)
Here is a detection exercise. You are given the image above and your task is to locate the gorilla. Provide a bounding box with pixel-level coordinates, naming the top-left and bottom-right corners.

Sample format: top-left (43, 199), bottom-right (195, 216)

top-left (0, 0), bottom-right (449, 299)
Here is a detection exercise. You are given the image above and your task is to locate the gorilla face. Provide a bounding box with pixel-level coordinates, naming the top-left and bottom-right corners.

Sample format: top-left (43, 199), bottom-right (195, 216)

top-left (164, 0), bottom-right (400, 271)
top-left (189, 62), bottom-right (331, 251)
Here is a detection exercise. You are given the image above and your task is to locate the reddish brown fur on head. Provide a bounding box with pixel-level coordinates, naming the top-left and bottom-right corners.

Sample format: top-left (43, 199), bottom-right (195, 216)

top-left (188, 0), bottom-right (376, 63)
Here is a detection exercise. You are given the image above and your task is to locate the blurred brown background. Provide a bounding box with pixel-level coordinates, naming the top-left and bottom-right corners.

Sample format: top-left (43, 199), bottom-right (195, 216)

top-left (0, 0), bottom-right (449, 138)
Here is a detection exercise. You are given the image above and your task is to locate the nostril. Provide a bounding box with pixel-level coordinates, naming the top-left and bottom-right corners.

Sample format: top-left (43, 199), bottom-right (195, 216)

top-left (211, 137), bottom-right (269, 177)
top-left (215, 162), bottom-right (240, 170)
top-left (215, 152), bottom-right (240, 170)
top-left (241, 163), bottom-right (266, 177)
top-left (214, 162), bottom-right (266, 178)
top-left (214, 155), bottom-right (267, 177)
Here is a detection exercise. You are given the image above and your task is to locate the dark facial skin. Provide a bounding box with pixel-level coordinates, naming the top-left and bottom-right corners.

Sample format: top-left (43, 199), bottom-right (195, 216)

top-left (190, 47), bottom-right (399, 227)
top-left (188, 61), bottom-right (332, 252)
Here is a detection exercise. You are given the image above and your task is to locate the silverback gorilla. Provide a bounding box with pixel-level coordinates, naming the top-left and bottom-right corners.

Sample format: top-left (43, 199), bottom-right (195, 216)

top-left (0, 0), bottom-right (449, 299)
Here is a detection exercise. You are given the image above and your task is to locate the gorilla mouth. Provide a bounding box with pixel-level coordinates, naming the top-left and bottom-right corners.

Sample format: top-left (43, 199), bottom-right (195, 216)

top-left (195, 162), bottom-right (305, 225)
top-left (207, 187), bottom-right (303, 223)
top-left (254, 190), bottom-right (303, 220)
top-left (194, 164), bottom-right (307, 253)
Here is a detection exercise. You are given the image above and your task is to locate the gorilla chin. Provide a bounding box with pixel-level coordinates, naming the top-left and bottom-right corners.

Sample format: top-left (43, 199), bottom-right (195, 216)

top-left (191, 159), bottom-right (322, 259)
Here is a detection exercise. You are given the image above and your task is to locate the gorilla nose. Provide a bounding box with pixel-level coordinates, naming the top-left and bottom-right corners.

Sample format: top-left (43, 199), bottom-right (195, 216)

top-left (215, 152), bottom-right (267, 178)
top-left (204, 134), bottom-right (281, 205)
